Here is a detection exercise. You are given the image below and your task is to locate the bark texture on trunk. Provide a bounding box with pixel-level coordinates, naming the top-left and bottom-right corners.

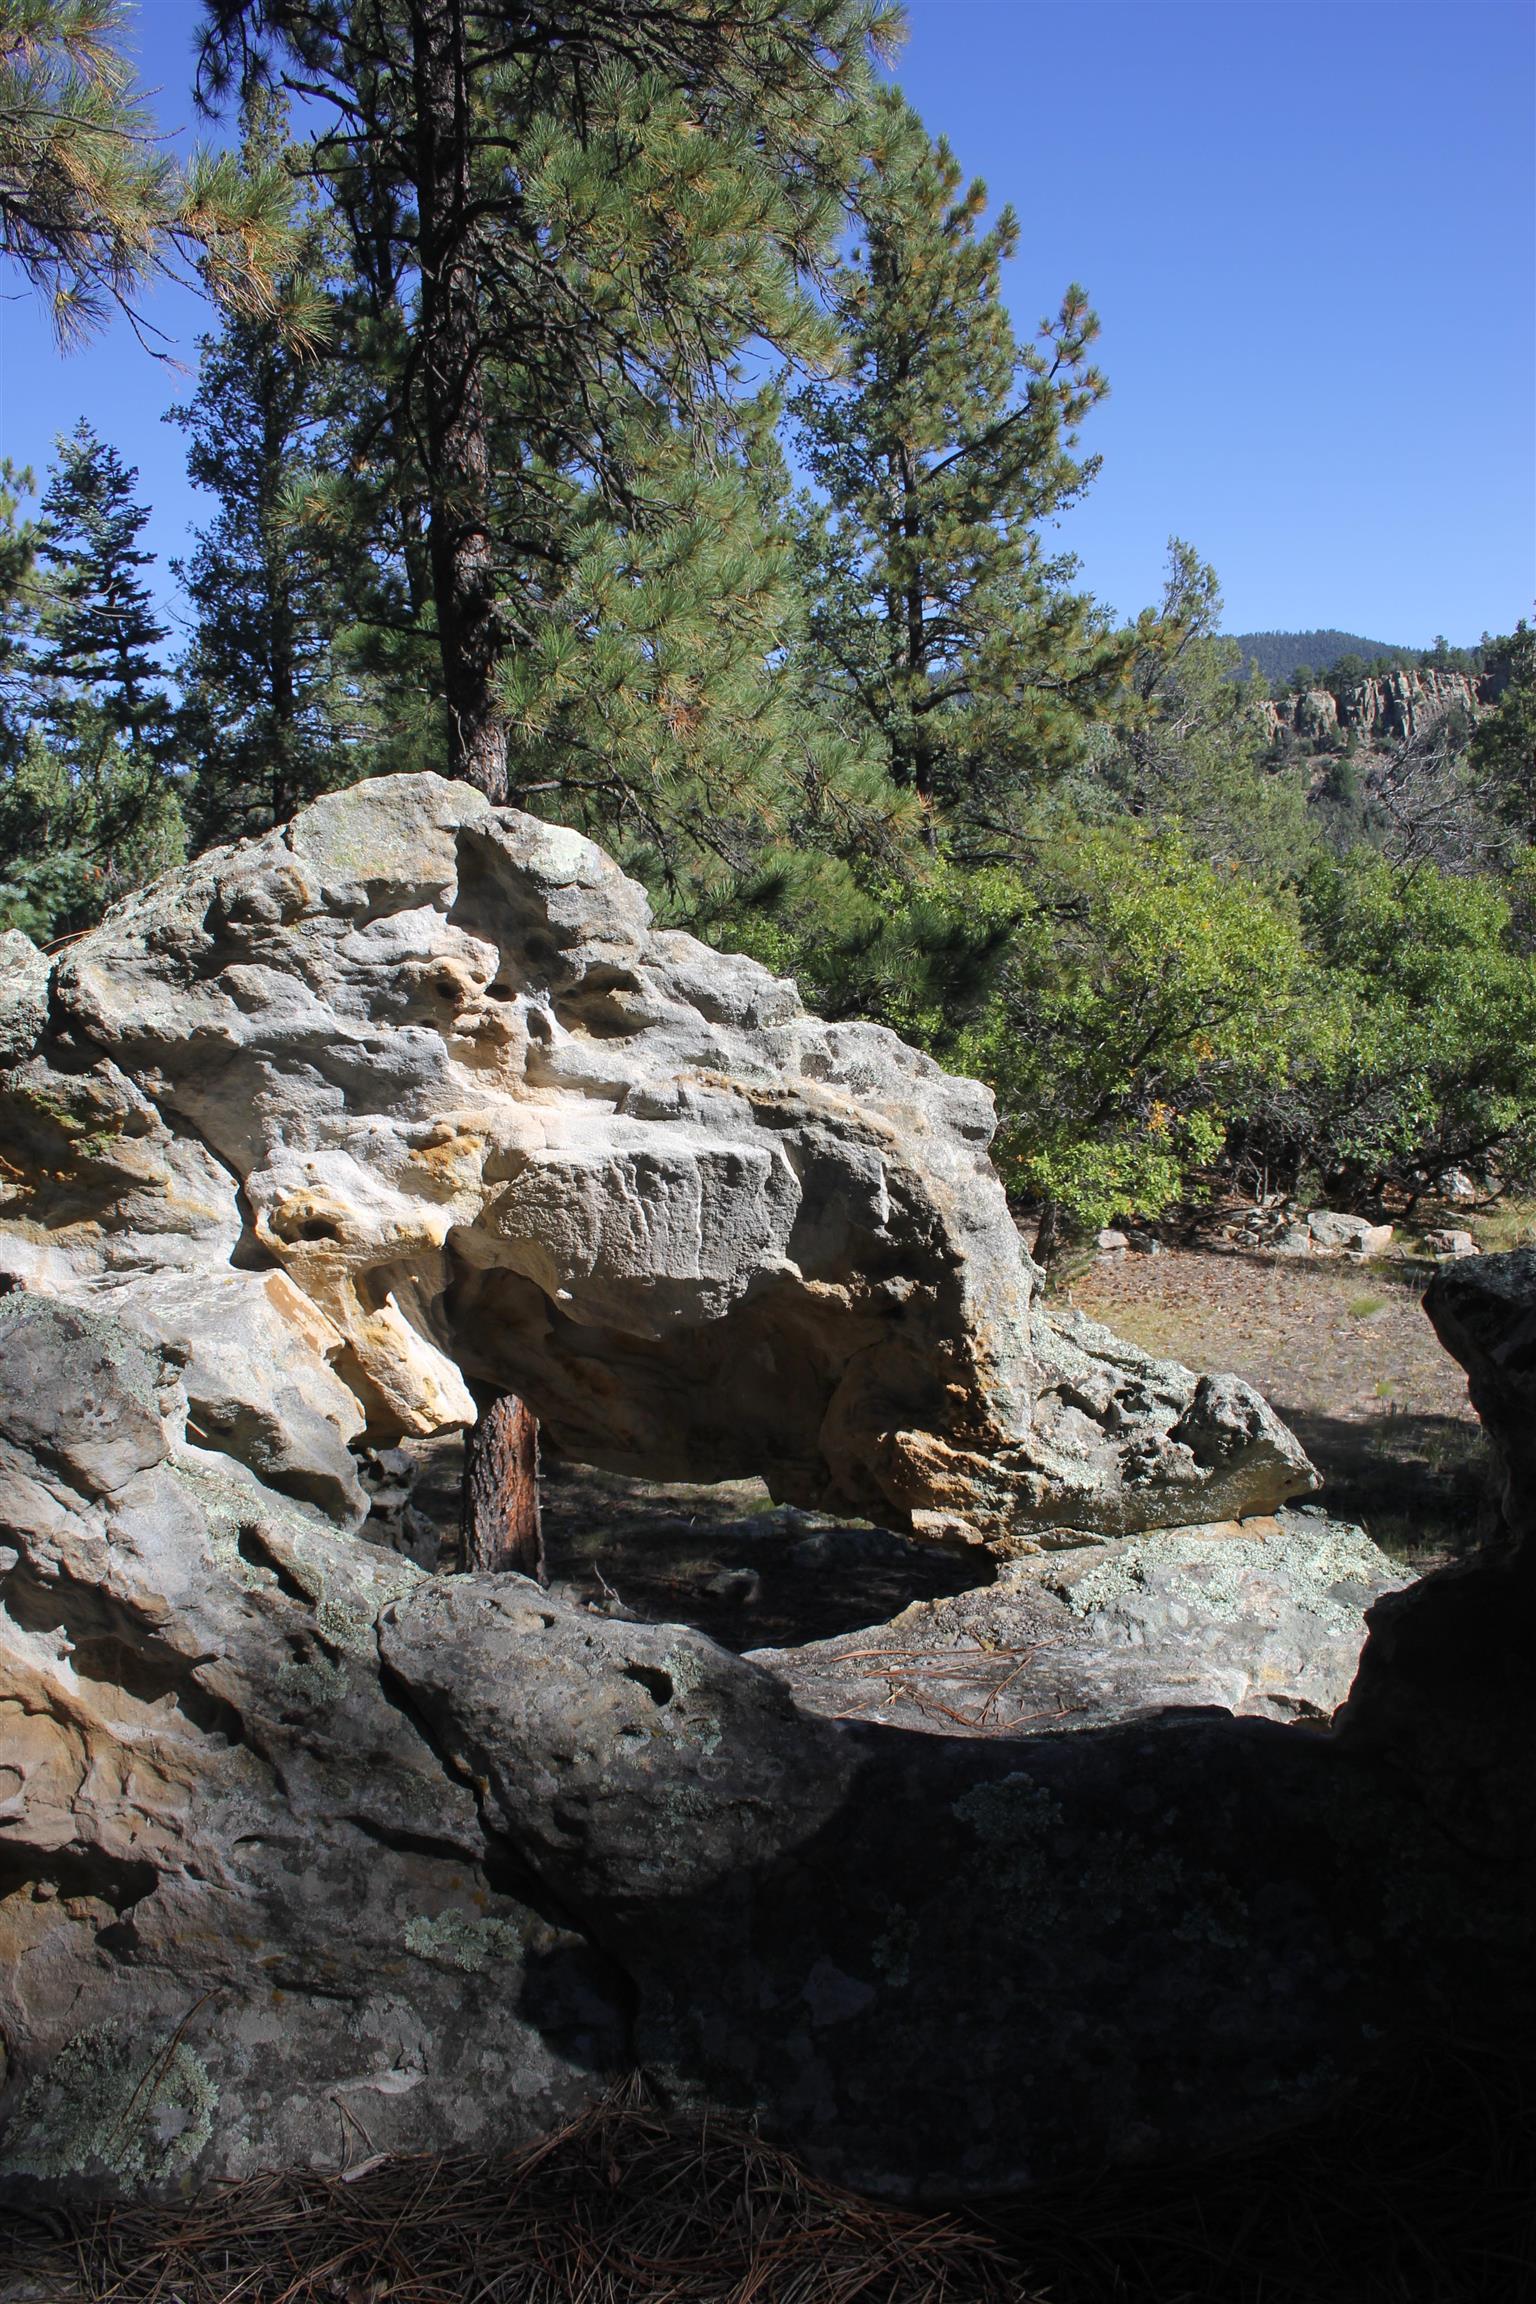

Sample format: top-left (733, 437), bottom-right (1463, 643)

top-left (461, 1391), bottom-right (545, 1581)
top-left (412, 0), bottom-right (509, 801)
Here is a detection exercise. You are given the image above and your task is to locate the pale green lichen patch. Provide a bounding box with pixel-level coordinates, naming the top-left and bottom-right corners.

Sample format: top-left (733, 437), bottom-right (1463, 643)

top-left (404, 1909), bottom-right (525, 1971)
top-left (275, 1648), bottom-right (350, 1709)
top-left (3, 2021), bottom-right (216, 2185)
top-left (1047, 1516), bottom-right (1394, 1627)
top-left (953, 1772), bottom-right (1063, 1845)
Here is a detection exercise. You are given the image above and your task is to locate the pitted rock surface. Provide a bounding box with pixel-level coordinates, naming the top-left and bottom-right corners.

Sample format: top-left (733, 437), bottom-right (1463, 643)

top-left (5, 781), bottom-right (1525, 2211)
top-left (0, 1297), bottom-right (627, 2195)
top-left (752, 1510), bottom-right (1411, 1735)
top-left (0, 774), bottom-right (1314, 1548)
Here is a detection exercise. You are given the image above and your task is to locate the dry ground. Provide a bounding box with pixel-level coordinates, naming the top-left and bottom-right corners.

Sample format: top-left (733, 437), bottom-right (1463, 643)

top-left (1067, 1242), bottom-right (1493, 1560)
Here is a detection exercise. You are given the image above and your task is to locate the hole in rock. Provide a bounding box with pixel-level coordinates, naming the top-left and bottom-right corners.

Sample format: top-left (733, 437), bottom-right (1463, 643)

top-left (362, 1435), bottom-right (993, 1652)
top-left (621, 1661), bottom-right (675, 1706)
top-left (236, 1523), bottom-right (312, 1607)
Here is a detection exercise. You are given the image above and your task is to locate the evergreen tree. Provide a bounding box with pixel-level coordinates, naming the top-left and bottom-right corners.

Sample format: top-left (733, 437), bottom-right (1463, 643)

top-left (0, 0), bottom-right (296, 340)
top-left (0, 423), bottom-right (184, 939)
top-left (199, 0), bottom-right (898, 800)
top-left (1470, 621), bottom-right (1536, 844)
top-left (33, 420), bottom-right (173, 758)
top-left (169, 94), bottom-right (398, 845)
top-left (496, 389), bottom-right (912, 918)
top-left (790, 91), bottom-right (1129, 848)
top-left (1071, 540), bottom-right (1312, 886)
top-left (0, 457), bottom-right (37, 772)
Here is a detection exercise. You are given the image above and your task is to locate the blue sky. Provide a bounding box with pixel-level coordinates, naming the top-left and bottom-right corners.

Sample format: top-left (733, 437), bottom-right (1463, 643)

top-left (0, 0), bottom-right (1530, 647)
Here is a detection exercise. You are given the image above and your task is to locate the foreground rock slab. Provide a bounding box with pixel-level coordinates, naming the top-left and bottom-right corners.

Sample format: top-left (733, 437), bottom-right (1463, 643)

top-left (0, 1291), bottom-right (1519, 2208)
top-left (752, 1511), bottom-right (1411, 1735)
top-left (0, 774), bottom-right (1313, 1547)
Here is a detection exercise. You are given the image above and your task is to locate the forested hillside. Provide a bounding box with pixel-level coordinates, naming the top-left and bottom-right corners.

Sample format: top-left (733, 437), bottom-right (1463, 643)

top-left (1230, 629), bottom-right (1423, 686)
top-left (1, 0), bottom-right (1533, 1241)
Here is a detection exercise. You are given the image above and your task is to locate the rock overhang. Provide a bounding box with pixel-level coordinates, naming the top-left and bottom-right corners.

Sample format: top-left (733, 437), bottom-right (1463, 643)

top-left (0, 777), bottom-right (1530, 2207)
top-left (0, 771), bottom-right (1316, 1545)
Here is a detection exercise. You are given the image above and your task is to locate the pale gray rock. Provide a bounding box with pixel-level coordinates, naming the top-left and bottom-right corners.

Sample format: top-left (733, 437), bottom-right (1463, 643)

top-left (1421, 1227), bottom-right (1477, 1259)
top-left (1305, 1209), bottom-right (1393, 1258)
top-left (1231, 1206), bottom-right (1392, 1260)
top-left (754, 1510), bottom-right (1410, 1734)
top-left (92, 1268), bottom-right (370, 1521)
top-left (0, 1298), bottom-right (625, 2198)
top-left (0, 773), bottom-right (1315, 1547)
top-left (1261, 666), bottom-right (1502, 749)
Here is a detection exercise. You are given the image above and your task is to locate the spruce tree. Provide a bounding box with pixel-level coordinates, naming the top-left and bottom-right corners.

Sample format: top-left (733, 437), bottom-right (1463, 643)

top-left (0, 423), bottom-right (184, 938)
top-left (34, 420), bottom-right (173, 759)
top-left (790, 91), bottom-right (1129, 847)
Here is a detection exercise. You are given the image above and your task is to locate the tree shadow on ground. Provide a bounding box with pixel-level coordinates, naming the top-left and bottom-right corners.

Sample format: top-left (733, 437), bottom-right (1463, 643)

top-left (1276, 1404), bottom-right (1496, 1559)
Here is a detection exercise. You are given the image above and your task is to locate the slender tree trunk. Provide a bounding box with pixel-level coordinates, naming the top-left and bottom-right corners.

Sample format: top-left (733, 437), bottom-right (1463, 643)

top-left (264, 365), bottom-right (299, 826)
top-left (412, 0), bottom-right (508, 800)
top-left (461, 1390), bottom-right (545, 1580)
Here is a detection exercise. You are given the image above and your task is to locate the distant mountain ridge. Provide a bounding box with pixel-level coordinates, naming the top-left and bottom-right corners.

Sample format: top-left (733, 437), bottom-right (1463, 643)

top-left (1226, 629), bottom-right (1421, 685)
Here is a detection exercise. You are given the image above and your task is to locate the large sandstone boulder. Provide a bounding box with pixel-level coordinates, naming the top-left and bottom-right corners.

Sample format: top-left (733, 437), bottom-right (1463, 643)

top-left (0, 774), bottom-right (1313, 1548)
top-left (9, 777), bottom-right (1525, 2211)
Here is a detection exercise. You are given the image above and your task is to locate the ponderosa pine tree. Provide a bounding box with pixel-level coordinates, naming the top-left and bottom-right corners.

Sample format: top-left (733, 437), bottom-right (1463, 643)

top-left (790, 90), bottom-right (1129, 849)
top-left (198, 0), bottom-right (898, 802)
top-left (0, 0), bottom-right (296, 340)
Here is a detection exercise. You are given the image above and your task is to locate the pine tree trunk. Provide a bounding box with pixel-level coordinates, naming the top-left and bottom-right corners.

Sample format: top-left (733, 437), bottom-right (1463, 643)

top-left (412, 0), bottom-right (509, 802)
top-left (461, 1391), bottom-right (545, 1581)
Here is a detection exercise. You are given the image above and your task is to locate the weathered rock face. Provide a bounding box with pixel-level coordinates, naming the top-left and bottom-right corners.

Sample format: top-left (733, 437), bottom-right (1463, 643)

top-left (0, 1297), bottom-right (629, 2194)
top-left (9, 777), bottom-right (1526, 2212)
top-left (0, 1288), bottom-right (1518, 2207)
top-left (1260, 665), bottom-right (1501, 749)
top-left (755, 1510), bottom-right (1411, 1735)
top-left (0, 774), bottom-right (1312, 1547)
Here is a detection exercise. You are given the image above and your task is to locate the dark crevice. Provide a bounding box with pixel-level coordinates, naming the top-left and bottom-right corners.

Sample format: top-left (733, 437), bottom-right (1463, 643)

top-left (347, 1813), bottom-right (485, 1868)
top-left (235, 1523), bottom-right (312, 1607)
top-left (0, 1842), bottom-right (158, 1914)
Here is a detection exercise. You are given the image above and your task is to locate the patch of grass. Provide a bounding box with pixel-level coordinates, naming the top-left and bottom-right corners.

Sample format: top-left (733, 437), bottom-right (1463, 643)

top-left (1466, 1196), bottom-right (1536, 1255)
top-left (1350, 1295), bottom-right (1388, 1320)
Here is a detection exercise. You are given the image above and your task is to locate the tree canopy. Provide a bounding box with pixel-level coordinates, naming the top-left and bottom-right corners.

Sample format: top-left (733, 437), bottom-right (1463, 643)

top-left (1, 11), bottom-right (1531, 1239)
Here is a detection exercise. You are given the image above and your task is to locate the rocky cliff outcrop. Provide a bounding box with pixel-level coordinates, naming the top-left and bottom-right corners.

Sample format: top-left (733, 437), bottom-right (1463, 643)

top-left (4, 776), bottom-right (1527, 2211)
top-left (0, 773), bottom-right (1312, 1548)
top-left (1260, 664), bottom-right (1500, 749)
